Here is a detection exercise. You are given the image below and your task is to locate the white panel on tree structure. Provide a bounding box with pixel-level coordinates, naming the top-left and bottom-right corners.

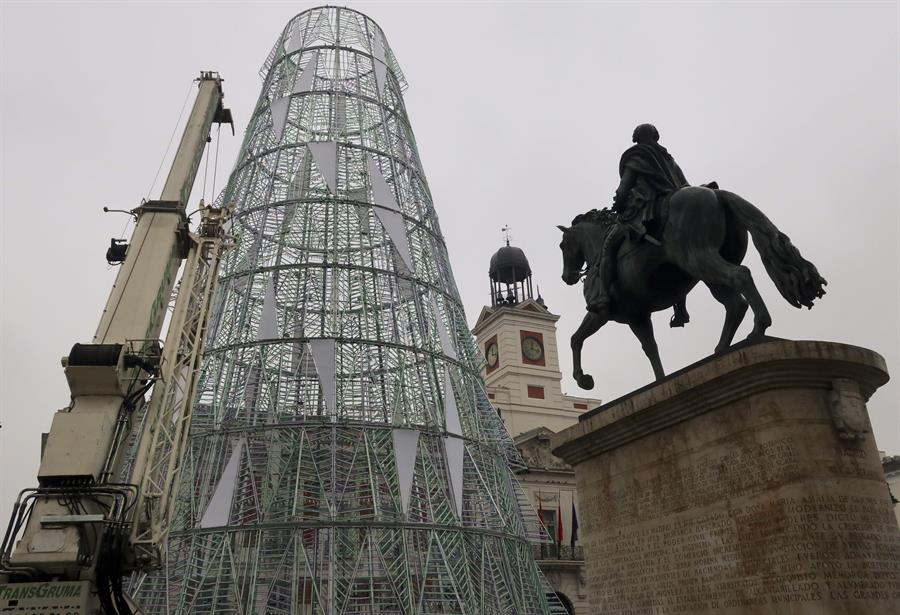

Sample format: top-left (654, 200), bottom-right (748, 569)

top-left (366, 153), bottom-right (399, 211)
top-left (293, 50), bottom-right (318, 93)
top-left (287, 155), bottom-right (310, 203)
top-left (431, 295), bottom-right (458, 360)
top-left (348, 186), bottom-right (371, 234)
top-left (257, 278), bottom-right (278, 340)
top-left (270, 97), bottom-right (291, 141)
top-left (308, 141), bottom-right (338, 194)
top-left (444, 436), bottom-right (465, 518)
top-left (392, 428), bottom-right (419, 514)
top-left (368, 150), bottom-right (412, 271)
top-left (243, 358), bottom-right (262, 416)
top-left (199, 438), bottom-right (245, 529)
top-left (309, 9), bottom-right (332, 44)
top-left (289, 322), bottom-right (317, 379)
top-left (372, 29), bottom-right (387, 64)
top-left (333, 93), bottom-right (347, 135)
top-left (285, 24), bottom-right (302, 54)
top-left (443, 367), bottom-right (461, 436)
top-left (290, 317), bottom-right (304, 375)
top-left (374, 209), bottom-right (413, 273)
top-left (309, 338), bottom-right (336, 415)
top-left (372, 30), bottom-right (388, 94)
top-left (374, 61), bottom-right (387, 95)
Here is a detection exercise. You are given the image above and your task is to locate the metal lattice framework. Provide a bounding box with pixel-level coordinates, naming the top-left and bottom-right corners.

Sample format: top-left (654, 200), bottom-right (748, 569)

top-left (130, 7), bottom-right (565, 613)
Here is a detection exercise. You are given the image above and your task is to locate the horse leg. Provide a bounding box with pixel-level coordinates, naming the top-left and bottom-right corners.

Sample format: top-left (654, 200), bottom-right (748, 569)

top-left (684, 251), bottom-right (772, 340)
top-left (670, 295), bottom-right (690, 328)
top-left (705, 283), bottom-right (749, 353)
top-left (571, 311), bottom-right (607, 390)
top-left (629, 315), bottom-right (665, 381)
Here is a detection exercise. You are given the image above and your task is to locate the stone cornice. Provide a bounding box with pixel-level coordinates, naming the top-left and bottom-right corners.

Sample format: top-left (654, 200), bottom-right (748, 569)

top-left (551, 339), bottom-right (889, 466)
top-left (472, 301), bottom-right (559, 336)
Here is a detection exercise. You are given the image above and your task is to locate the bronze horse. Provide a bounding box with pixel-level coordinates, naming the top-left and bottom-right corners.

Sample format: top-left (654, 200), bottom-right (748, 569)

top-left (557, 186), bottom-right (826, 389)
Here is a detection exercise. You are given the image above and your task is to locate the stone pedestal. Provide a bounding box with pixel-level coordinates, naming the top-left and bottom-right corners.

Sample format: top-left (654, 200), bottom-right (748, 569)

top-left (551, 340), bottom-right (900, 614)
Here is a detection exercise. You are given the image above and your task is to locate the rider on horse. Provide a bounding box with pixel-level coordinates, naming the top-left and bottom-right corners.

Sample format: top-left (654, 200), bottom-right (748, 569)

top-left (587, 124), bottom-right (690, 320)
top-left (561, 125), bottom-right (826, 387)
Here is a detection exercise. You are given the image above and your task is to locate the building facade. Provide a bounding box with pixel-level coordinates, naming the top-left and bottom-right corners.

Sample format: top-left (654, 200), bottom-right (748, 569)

top-left (472, 243), bottom-right (601, 614)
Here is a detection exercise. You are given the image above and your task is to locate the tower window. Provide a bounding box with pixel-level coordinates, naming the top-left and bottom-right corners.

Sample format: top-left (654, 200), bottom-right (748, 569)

top-left (527, 385), bottom-right (545, 399)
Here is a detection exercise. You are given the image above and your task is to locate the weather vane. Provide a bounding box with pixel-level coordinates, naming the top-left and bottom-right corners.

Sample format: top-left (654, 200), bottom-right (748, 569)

top-left (501, 224), bottom-right (512, 246)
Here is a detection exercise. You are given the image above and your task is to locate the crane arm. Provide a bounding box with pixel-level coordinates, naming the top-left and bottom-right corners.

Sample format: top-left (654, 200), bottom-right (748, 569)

top-left (125, 204), bottom-right (232, 571)
top-left (95, 72), bottom-right (228, 346)
top-left (0, 71), bottom-right (233, 615)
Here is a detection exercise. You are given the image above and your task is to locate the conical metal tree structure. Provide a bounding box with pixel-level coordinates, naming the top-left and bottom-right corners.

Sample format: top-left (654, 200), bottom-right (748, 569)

top-left (130, 7), bottom-right (566, 614)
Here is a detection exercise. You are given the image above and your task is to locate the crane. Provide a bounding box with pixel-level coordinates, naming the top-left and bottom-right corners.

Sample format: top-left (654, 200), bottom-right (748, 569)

top-left (0, 71), bottom-right (235, 614)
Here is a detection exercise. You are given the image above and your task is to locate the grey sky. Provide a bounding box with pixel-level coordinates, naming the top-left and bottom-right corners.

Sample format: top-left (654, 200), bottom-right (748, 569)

top-left (1, 1), bottom-right (898, 526)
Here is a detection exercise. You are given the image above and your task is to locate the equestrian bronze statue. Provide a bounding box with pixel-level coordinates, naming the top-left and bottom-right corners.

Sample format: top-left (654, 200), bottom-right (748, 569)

top-left (557, 124), bottom-right (826, 390)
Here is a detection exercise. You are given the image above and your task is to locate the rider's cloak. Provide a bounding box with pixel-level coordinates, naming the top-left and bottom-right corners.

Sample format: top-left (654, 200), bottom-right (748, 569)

top-left (618, 142), bottom-right (689, 195)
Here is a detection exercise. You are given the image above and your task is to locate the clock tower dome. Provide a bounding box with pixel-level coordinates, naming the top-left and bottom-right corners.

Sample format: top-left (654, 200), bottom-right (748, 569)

top-left (473, 241), bottom-right (601, 437)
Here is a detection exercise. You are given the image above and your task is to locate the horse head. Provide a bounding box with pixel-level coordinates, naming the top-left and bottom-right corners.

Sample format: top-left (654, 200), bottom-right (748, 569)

top-left (557, 224), bottom-right (584, 285)
top-left (557, 209), bottom-right (614, 285)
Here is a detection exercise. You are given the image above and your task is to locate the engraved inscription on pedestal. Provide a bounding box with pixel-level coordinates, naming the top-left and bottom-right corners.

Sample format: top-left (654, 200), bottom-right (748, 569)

top-left (582, 449), bottom-right (900, 613)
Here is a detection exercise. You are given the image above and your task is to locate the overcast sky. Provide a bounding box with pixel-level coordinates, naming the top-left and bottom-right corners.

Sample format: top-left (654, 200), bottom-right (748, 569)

top-left (1, 2), bottom-right (898, 524)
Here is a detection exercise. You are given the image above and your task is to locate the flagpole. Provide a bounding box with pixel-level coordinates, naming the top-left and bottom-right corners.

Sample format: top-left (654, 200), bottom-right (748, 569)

top-left (556, 488), bottom-right (562, 559)
top-left (570, 492), bottom-right (579, 557)
top-left (537, 489), bottom-right (544, 559)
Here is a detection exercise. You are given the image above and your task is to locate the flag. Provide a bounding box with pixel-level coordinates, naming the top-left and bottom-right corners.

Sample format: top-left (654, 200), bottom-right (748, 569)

top-left (570, 500), bottom-right (579, 549)
top-left (556, 501), bottom-right (563, 544)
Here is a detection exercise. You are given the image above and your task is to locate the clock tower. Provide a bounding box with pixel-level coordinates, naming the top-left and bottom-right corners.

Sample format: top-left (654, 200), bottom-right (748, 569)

top-left (474, 238), bottom-right (597, 613)
top-left (472, 241), bottom-right (601, 437)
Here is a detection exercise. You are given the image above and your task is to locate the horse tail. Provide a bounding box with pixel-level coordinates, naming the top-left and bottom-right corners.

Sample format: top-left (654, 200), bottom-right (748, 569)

top-left (716, 189), bottom-right (827, 309)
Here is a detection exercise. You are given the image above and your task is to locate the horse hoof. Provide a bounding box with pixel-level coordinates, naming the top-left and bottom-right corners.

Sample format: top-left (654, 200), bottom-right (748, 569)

top-left (746, 326), bottom-right (770, 340)
top-left (577, 374), bottom-right (595, 390)
top-left (744, 332), bottom-right (767, 346)
top-left (670, 314), bottom-right (689, 328)
top-left (748, 317), bottom-right (772, 338)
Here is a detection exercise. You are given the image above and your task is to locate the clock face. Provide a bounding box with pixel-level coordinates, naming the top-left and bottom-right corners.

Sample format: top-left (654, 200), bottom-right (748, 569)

top-left (521, 336), bottom-right (544, 362)
top-left (486, 342), bottom-right (499, 368)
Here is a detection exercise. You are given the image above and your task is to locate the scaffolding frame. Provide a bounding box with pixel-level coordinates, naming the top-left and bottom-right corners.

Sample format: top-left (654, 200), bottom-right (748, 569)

top-left (130, 7), bottom-right (566, 614)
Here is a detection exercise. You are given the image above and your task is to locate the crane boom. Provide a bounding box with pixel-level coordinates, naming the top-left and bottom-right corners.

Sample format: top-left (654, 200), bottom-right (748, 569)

top-left (126, 204), bottom-right (232, 570)
top-left (94, 74), bottom-right (225, 346)
top-left (0, 72), bottom-right (234, 615)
